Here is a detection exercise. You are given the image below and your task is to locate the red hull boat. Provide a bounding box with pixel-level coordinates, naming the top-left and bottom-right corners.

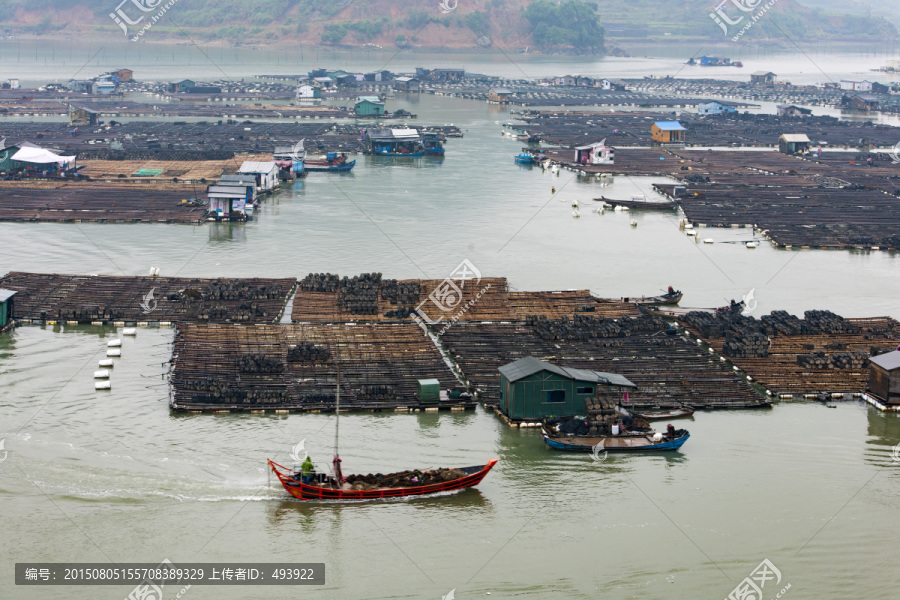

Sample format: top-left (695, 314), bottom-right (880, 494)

top-left (268, 459), bottom-right (498, 501)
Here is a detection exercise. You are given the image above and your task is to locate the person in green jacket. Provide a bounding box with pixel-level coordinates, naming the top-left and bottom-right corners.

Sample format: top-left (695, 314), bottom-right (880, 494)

top-left (300, 456), bottom-right (315, 484)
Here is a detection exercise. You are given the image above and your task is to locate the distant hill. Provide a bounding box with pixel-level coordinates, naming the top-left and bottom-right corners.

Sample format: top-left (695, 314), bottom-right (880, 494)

top-left (0, 0), bottom-right (895, 52)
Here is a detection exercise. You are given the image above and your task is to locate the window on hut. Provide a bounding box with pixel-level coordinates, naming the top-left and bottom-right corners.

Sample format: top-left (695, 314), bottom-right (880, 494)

top-left (576, 387), bottom-right (594, 395)
top-left (545, 390), bottom-right (566, 403)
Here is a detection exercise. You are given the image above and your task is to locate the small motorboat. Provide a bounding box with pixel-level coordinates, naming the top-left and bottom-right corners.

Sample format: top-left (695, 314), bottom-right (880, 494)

top-left (595, 195), bottom-right (675, 210)
top-left (633, 406), bottom-right (695, 421)
top-left (305, 152), bottom-right (356, 172)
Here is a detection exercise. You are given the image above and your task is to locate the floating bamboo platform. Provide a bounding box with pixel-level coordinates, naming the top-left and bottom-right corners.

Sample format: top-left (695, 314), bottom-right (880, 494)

top-left (0, 184), bottom-right (208, 223)
top-left (291, 275), bottom-right (641, 323)
top-left (439, 319), bottom-right (767, 410)
top-left (680, 314), bottom-right (899, 396)
top-left (518, 110), bottom-right (900, 148)
top-left (0, 272), bottom-right (296, 325)
top-left (169, 322), bottom-right (471, 412)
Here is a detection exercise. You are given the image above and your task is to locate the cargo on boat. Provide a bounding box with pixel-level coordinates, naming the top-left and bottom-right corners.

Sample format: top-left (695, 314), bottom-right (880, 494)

top-left (305, 152), bottom-right (356, 172)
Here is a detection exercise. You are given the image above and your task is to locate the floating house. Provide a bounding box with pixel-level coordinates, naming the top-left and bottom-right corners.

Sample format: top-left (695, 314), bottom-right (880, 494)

top-left (91, 80), bottom-right (117, 95)
top-left (777, 104), bottom-right (812, 118)
top-left (207, 183), bottom-right (253, 220)
top-left (750, 71), bottom-right (777, 85)
top-left (9, 145), bottom-right (77, 173)
top-left (236, 162), bottom-right (279, 193)
top-left (0, 289), bottom-right (16, 328)
top-left (840, 80), bottom-right (873, 92)
top-left (355, 96), bottom-right (385, 116)
top-left (68, 79), bottom-right (94, 93)
top-left (868, 350), bottom-right (900, 406)
top-left (497, 356), bottom-right (636, 421)
top-left (418, 68), bottom-right (465, 82)
top-left (487, 87), bottom-right (512, 103)
top-left (574, 140), bottom-right (614, 165)
top-left (295, 84), bottom-right (321, 99)
top-left (843, 93), bottom-right (880, 111)
top-left (778, 133), bottom-right (810, 155)
top-left (651, 121), bottom-right (686, 144)
top-left (366, 128), bottom-right (424, 156)
top-left (697, 101), bottom-right (737, 115)
top-left (111, 68), bottom-right (133, 82)
top-left (68, 105), bottom-right (101, 126)
top-left (601, 78), bottom-right (626, 91)
top-left (393, 76), bottom-right (421, 92)
top-left (168, 79), bottom-right (195, 93)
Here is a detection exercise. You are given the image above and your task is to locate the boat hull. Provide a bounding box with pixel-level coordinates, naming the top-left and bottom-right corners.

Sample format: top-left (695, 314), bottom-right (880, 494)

top-left (542, 430), bottom-right (690, 452)
top-left (304, 159), bottom-right (356, 172)
top-left (268, 459), bottom-right (497, 501)
top-left (634, 407), bottom-right (695, 421)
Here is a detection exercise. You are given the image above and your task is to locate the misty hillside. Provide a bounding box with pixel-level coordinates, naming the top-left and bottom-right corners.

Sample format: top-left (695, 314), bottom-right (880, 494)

top-left (1, 0), bottom-right (896, 51)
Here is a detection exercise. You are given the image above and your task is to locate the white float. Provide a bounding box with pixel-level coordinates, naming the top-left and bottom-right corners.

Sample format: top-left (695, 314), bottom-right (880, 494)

top-left (122, 328), bottom-right (137, 336)
top-left (94, 370), bottom-right (111, 379)
top-left (107, 349), bottom-right (122, 357)
top-left (95, 381), bottom-right (112, 390)
top-left (107, 339), bottom-right (122, 347)
top-left (98, 359), bottom-right (114, 368)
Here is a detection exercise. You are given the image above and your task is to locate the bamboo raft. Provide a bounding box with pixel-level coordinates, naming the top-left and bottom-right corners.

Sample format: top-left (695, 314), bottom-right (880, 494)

top-left (0, 272), bottom-right (296, 325)
top-left (682, 316), bottom-right (899, 396)
top-left (170, 322), bottom-right (471, 412)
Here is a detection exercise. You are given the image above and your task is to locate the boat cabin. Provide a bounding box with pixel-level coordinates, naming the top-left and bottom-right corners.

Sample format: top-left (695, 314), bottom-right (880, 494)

top-left (498, 356), bottom-right (636, 422)
top-left (487, 87), bottom-right (512, 103)
top-left (868, 350), bottom-right (900, 406)
top-left (0, 289), bottom-right (16, 327)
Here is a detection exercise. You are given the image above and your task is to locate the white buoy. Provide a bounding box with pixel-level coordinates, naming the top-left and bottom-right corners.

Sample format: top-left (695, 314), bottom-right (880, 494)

top-left (703, 238), bottom-right (714, 244)
top-left (122, 328), bottom-right (137, 336)
top-left (94, 369), bottom-right (111, 379)
top-left (746, 241), bottom-right (759, 248)
top-left (684, 223), bottom-right (694, 230)
top-left (95, 381), bottom-right (112, 390)
top-left (98, 359), bottom-right (114, 368)
top-left (571, 199), bottom-right (579, 208)
top-left (107, 339), bottom-right (122, 347)
top-left (630, 219), bottom-right (638, 227)
top-left (686, 231), bottom-right (697, 237)
top-left (572, 210), bottom-right (580, 218)
top-left (107, 348), bottom-right (121, 357)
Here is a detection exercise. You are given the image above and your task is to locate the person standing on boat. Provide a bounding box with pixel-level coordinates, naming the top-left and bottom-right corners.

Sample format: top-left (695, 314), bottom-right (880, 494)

top-left (666, 424), bottom-right (676, 439)
top-left (300, 455), bottom-right (315, 484)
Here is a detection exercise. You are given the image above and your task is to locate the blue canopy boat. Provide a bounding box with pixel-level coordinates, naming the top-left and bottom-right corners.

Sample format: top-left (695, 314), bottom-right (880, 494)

top-left (541, 418), bottom-right (690, 453)
top-left (305, 153), bottom-right (356, 172)
top-left (515, 152), bottom-right (536, 165)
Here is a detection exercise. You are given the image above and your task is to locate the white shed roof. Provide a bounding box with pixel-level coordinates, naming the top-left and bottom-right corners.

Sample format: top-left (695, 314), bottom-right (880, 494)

top-left (238, 161), bottom-right (278, 174)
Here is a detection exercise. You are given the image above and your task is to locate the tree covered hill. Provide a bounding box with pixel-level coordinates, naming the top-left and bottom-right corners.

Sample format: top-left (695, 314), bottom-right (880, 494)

top-left (1, 0), bottom-right (895, 52)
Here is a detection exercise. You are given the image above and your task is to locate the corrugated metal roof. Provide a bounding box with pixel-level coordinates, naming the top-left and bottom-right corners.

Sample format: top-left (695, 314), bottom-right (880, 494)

top-left (871, 350), bottom-right (900, 371)
top-left (206, 186), bottom-right (247, 198)
top-left (0, 289), bottom-right (17, 303)
top-left (491, 87), bottom-right (512, 94)
top-left (654, 121), bottom-right (686, 131)
top-left (357, 96), bottom-right (382, 103)
top-left (752, 71), bottom-right (776, 76)
top-left (238, 161), bottom-right (277, 173)
top-left (498, 356), bottom-right (636, 388)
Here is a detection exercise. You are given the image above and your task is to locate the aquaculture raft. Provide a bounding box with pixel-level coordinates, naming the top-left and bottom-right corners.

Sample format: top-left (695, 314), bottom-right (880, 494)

top-left (169, 322), bottom-right (472, 412)
top-left (679, 309), bottom-right (900, 396)
top-left (0, 272), bottom-right (296, 325)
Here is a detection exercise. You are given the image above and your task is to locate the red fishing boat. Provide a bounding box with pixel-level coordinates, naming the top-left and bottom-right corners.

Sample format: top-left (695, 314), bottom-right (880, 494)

top-left (268, 458), bottom-right (498, 501)
top-left (267, 366), bottom-right (497, 501)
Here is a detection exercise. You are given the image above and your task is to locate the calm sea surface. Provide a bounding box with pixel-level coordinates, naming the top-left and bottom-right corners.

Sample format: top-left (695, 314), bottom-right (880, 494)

top-left (1, 41), bottom-right (900, 600)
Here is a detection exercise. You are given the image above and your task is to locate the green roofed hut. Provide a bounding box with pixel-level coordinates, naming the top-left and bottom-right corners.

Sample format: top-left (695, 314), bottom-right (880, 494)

top-left (0, 289), bottom-right (17, 328)
top-left (498, 356), bottom-right (636, 422)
